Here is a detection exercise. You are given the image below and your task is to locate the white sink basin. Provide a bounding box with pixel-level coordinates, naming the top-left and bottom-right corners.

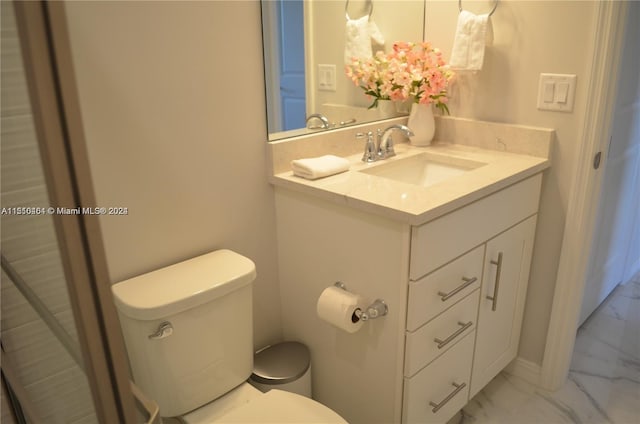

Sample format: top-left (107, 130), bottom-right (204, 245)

top-left (359, 153), bottom-right (486, 188)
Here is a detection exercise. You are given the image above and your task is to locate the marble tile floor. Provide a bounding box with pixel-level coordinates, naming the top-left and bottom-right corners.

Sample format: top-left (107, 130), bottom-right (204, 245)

top-left (459, 273), bottom-right (640, 424)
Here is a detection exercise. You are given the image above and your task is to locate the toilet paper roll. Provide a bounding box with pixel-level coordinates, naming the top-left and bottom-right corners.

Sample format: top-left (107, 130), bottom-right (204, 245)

top-left (316, 286), bottom-right (365, 333)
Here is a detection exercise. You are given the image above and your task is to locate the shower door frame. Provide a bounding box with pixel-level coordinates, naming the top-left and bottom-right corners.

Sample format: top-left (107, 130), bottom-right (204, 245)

top-left (12, 1), bottom-right (138, 422)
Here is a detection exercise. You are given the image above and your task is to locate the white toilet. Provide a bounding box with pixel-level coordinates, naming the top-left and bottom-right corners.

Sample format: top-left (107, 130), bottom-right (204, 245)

top-left (112, 249), bottom-right (346, 423)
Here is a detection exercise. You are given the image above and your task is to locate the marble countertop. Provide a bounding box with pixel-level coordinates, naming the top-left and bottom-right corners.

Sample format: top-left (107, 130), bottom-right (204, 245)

top-left (269, 142), bottom-right (550, 226)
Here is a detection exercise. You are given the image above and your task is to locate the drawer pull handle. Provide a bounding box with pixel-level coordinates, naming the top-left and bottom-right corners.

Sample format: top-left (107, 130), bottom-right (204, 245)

top-left (437, 276), bottom-right (477, 301)
top-left (486, 252), bottom-right (503, 311)
top-left (429, 382), bottom-right (467, 413)
top-left (434, 321), bottom-right (473, 349)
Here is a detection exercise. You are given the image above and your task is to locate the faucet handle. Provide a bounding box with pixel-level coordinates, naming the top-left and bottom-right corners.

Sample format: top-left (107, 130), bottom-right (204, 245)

top-left (359, 131), bottom-right (377, 163)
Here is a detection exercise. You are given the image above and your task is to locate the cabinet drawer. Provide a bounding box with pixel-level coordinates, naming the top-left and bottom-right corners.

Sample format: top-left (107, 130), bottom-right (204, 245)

top-left (404, 290), bottom-right (478, 377)
top-left (407, 246), bottom-right (484, 331)
top-left (402, 332), bottom-right (474, 424)
top-left (410, 174), bottom-right (542, 279)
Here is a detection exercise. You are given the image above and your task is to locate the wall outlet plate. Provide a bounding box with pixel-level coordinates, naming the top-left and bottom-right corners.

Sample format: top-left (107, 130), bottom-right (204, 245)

top-left (318, 64), bottom-right (336, 92)
top-left (537, 73), bottom-right (577, 112)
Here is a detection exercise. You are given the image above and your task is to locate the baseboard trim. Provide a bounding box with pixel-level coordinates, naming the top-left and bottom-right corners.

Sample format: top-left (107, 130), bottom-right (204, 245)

top-left (505, 357), bottom-right (542, 386)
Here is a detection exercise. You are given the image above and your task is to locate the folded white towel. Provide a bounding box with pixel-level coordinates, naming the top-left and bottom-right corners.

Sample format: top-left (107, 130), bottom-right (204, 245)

top-left (344, 15), bottom-right (385, 65)
top-left (291, 155), bottom-right (350, 180)
top-left (450, 10), bottom-right (493, 72)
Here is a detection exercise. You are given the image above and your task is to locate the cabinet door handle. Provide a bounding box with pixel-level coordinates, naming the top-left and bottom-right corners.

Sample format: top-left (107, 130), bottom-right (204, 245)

top-left (433, 321), bottom-right (473, 349)
top-left (486, 252), bottom-right (503, 311)
top-left (429, 382), bottom-right (467, 413)
top-left (437, 276), bottom-right (477, 301)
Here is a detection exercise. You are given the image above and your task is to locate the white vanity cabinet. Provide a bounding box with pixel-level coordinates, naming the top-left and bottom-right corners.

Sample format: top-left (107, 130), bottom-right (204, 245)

top-left (402, 175), bottom-right (540, 423)
top-left (275, 173), bottom-right (542, 424)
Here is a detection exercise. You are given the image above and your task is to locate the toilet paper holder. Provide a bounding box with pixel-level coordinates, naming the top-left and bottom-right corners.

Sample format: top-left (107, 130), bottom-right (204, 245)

top-left (334, 282), bottom-right (388, 322)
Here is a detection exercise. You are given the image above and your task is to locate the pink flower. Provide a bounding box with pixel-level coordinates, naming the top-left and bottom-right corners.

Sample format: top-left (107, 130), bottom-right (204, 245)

top-left (345, 40), bottom-right (454, 113)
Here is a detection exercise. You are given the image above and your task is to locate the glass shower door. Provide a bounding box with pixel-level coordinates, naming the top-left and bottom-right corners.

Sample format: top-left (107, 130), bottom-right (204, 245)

top-left (2, 1), bottom-right (96, 422)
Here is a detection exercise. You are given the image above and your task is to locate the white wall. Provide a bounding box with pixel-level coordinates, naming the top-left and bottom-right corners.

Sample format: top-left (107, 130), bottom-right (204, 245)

top-left (616, 2), bottom-right (640, 283)
top-left (425, 0), bottom-right (598, 364)
top-left (63, 1), bottom-right (283, 349)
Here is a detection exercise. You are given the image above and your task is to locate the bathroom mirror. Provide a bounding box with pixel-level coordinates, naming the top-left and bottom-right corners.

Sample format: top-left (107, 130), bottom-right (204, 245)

top-left (261, 0), bottom-right (425, 141)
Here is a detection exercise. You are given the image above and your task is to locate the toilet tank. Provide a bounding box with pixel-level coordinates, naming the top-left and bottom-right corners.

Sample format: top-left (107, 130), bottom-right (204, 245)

top-left (112, 249), bottom-right (256, 417)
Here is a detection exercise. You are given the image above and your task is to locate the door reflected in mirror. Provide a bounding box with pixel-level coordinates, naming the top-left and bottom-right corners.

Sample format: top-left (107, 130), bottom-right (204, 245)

top-left (261, 0), bottom-right (425, 141)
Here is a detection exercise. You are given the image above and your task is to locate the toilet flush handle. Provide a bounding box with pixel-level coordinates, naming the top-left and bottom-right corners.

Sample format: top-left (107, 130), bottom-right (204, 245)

top-left (148, 321), bottom-right (173, 340)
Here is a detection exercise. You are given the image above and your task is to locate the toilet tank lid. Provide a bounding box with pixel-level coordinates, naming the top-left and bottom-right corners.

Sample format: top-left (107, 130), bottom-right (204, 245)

top-left (112, 249), bottom-right (256, 320)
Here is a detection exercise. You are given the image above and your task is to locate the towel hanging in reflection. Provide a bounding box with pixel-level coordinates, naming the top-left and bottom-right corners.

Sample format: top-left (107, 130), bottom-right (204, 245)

top-left (344, 14), bottom-right (385, 65)
top-left (449, 10), bottom-right (493, 72)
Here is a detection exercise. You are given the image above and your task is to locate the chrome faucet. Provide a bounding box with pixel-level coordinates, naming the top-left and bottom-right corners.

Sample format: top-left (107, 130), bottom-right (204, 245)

top-left (358, 131), bottom-right (377, 163)
top-left (306, 113), bottom-right (330, 129)
top-left (377, 124), bottom-right (414, 159)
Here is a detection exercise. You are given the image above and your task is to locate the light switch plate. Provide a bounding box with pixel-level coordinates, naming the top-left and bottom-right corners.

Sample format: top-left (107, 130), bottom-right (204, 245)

top-left (537, 73), bottom-right (577, 112)
top-left (318, 64), bottom-right (336, 92)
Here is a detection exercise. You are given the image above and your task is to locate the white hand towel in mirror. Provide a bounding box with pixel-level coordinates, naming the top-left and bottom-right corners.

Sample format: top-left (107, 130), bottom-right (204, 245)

top-left (344, 15), bottom-right (385, 64)
top-left (450, 10), bottom-right (493, 72)
top-left (291, 155), bottom-right (350, 180)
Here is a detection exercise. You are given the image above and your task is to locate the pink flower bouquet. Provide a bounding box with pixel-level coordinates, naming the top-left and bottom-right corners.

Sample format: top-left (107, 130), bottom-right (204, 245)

top-left (345, 41), bottom-right (454, 114)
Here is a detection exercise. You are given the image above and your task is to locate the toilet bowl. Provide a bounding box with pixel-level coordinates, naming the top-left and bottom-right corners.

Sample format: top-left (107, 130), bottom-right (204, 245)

top-left (112, 249), bottom-right (346, 423)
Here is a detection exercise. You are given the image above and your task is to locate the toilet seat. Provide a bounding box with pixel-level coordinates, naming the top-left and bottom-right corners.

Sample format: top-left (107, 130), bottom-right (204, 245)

top-left (213, 390), bottom-right (347, 423)
top-left (182, 383), bottom-right (347, 424)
